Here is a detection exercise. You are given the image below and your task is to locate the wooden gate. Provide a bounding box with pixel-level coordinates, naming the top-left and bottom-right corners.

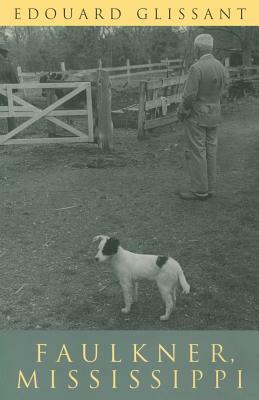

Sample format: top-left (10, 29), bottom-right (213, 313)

top-left (137, 75), bottom-right (186, 139)
top-left (0, 82), bottom-right (94, 145)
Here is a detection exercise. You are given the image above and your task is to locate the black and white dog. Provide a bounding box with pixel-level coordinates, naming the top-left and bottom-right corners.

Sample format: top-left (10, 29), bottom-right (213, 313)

top-left (93, 235), bottom-right (190, 321)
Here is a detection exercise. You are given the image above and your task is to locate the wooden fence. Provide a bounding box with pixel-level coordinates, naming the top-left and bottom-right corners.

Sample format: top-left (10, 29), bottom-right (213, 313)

top-left (0, 82), bottom-right (94, 145)
top-left (137, 75), bottom-right (186, 139)
top-left (0, 70), bottom-right (114, 150)
top-left (137, 65), bottom-right (259, 138)
top-left (17, 59), bottom-right (184, 86)
top-left (102, 59), bottom-right (183, 83)
top-left (6, 63), bottom-right (258, 148)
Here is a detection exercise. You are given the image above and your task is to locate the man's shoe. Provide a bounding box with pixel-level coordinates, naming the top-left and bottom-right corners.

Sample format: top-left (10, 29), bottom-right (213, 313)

top-left (178, 191), bottom-right (208, 201)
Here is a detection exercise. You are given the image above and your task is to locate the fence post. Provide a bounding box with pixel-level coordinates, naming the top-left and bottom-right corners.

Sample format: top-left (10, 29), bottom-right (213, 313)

top-left (46, 89), bottom-right (56, 137)
top-left (137, 80), bottom-right (147, 140)
top-left (17, 66), bottom-right (22, 81)
top-left (98, 59), bottom-right (102, 70)
top-left (97, 69), bottom-right (113, 151)
top-left (126, 59), bottom-right (131, 84)
top-left (17, 66), bottom-right (27, 97)
top-left (225, 57), bottom-right (230, 68)
top-left (148, 59), bottom-right (152, 71)
top-left (60, 61), bottom-right (66, 73)
top-left (165, 57), bottom-right (170, 77)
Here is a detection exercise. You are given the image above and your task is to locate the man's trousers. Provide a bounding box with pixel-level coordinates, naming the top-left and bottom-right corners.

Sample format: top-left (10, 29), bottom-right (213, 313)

top-left (184, 120), bottom-right (218, 196)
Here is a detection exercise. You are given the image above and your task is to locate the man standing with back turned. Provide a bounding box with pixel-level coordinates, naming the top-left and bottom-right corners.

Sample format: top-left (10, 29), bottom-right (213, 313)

top-left (177, 34), bottom-right (227, 200)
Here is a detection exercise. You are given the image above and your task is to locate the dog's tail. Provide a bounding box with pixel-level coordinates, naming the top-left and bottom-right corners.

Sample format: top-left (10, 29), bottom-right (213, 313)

top-left (179, 270), bottom-right (190, 294)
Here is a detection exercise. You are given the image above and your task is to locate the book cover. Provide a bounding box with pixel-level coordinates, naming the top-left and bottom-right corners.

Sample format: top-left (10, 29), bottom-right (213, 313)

top-left (0, 1), bottom-right (258, 399)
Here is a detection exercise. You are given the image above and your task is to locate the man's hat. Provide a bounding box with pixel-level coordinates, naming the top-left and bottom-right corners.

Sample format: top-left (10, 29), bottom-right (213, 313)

top-left (0, 41), bottom-right (8, 52)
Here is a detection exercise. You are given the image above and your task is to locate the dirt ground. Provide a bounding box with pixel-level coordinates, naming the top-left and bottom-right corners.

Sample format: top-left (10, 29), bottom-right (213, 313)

top-left (0, 101), bottom-right (258, 330)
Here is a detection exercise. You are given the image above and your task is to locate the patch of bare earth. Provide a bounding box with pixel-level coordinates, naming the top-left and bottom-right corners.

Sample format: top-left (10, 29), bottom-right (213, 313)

top-left (0, 101), bottom-right (258, 329)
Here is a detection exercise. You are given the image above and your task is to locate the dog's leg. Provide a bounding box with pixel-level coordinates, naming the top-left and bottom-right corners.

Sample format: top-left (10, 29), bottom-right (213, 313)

top-left (120, 280), bottom-right (133, 314)
top-left (157, 281), bottom-right (174, 321)
top-left (133, 282), bottom-right (139, 303)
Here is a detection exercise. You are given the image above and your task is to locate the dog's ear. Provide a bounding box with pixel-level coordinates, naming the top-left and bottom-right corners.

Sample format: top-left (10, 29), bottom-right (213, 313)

top-left (93, 235), bottom-right (109, 243)
top-left (102, 237), bottom-right (120, 256)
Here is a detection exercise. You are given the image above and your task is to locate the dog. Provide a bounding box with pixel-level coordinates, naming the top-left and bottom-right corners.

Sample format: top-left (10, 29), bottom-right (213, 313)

top-left (93, 235), bottom-right (190, 321)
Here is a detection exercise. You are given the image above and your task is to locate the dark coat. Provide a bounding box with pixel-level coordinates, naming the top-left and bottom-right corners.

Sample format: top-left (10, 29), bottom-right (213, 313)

top-left (0, 54), bottom-right (19, 84)
top-left (0, 54), bottom-right (19, 106)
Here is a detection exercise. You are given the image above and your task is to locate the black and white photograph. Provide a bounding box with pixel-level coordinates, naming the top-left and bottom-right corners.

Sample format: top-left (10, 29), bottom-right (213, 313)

top-left (0, 26), bottom-right (258, 330)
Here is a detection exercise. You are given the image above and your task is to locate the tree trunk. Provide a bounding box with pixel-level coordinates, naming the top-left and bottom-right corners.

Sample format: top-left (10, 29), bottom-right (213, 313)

top-left (242, 44), bottom-right (252, 66)
top-left (242, 27), bottom-right (255, 66)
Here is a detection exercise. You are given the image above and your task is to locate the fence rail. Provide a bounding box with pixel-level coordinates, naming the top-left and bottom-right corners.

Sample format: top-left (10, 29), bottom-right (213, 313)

top-left (138, 75), bottom-right (186, 139)
top-left (17, 59), bottom-right (184, 84)
top-left (0, 82), bottom-right (94, 145)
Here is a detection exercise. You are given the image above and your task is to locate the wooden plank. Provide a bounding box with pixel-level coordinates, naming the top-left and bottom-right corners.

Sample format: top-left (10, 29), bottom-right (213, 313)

top-left (147, 75), bottom-right (186, 90)
top-left (7, 88), bottom-right (14, 117)
top-left (14, 59), bottom-right (183, 84)
top-left (97, 70), bottom-right (113, 150)
top-left (151, 88), bottom-right (159, 119)
top-left (108, 63), bottom-right (160, 72)
top-left (0, 90), bottom-right (87, 138)
top-left (68, 68), bottom-right (98, 74)
top-left (144, 113), bottom-right (178, 130)
top-left (0, 107), bottom-right (87, 116)
top-left (2, 91), bottom-right (48, 111)
top-left (0, 82), bottom-right (85, 90)
top-left (0, 111), bottom-right (88, 118)
top-left (0, 109), bottom-right (87, 119)
top-left (97, 63), bottom-right (164, 74)
top-left (17, 66), bottom-right (22, 78)
top-left (60, 61), bottom-right (66, 72)
top-left (0, 111), bottom-right (89, 137)
top-left (16, 60), bottom-right (182, 78)
top-left (46, 89), bottom-right (56, 137)
top-left (137, 81), bottom-right (147, 140)
top-left (0, 89), bottom-right (50, 114)
top-left (51, 109), bottom-right (87, 116)
top-left (103, 65), bottom-right (128, 73)
top-left (30, 83), bottom-right (88, 116)
top-left (161, 59), bottom-right (183, 64)
top-left (59, 71), bottom-right (98, 82)
top-left (126, 59), bottom-right (130, 84)
top-left (0, 84), bottom-right (88, 144)
top-left (110, 69), bottom-right (175, 80)
top-left (0, 106), bottom-right (31, 112)
top-left (107, 61), bottom-right (181, 73)
top-left (4, 137), bottom-right (92, 145)
top-left (47, 116), bottom-right (88, 138)
top-left (86, 83), bottom-right (94, 142)
top-left (0, 92), bottom-right (36, 110)
top-left (17, 66), bottom-right (28, 96)
top-left (129, 64), bottom-right (168, 72)
top-left (130, 62), bottom-right (166, 70)
top-left (18, 72), bottom-right (37, 77)
top-left (145, 94), bottom-right (182, 110)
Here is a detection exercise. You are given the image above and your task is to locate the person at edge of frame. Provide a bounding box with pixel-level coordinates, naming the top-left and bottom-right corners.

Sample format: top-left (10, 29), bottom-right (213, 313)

top-left (177, 33), bottom-right (228, 201)
top-left (0, 40), bottom-right (19, 134)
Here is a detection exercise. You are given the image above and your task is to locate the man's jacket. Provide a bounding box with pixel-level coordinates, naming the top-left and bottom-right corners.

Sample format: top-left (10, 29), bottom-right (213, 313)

top-left (0, 54), bottom-right (19, 105)
top-left (0, 54), bottom-right (19, 84)
top-left (181, 54), bottom-right (227, 127)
